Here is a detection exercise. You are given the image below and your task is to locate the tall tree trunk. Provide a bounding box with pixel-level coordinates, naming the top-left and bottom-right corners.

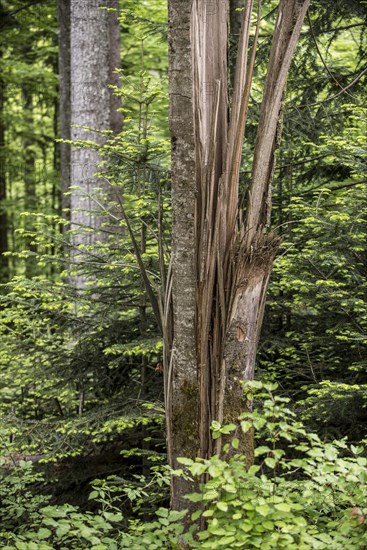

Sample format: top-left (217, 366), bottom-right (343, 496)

top-left (0, 63), bottom-right (8, 283)
top-left (22, 86), bottom-right (37, 277)
top-left (69, 0), bottom-right (112, 288)
top-left (167, 0), bottom-right (198, 510)
top-left (108, 0), bottom-right (122, 135)
top-left (57, 0), bottom-right (71, 220)
top-left (167, 0), bottom-right (310, 510)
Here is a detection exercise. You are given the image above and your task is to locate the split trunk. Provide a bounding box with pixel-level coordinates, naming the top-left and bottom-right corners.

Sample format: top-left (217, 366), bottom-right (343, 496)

top-left (167, 0), bottom-right (310, 509)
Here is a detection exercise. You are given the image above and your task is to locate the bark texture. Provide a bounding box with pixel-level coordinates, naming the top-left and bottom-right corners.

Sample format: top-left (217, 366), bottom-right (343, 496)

top-left (70, 0), bottom-right (112, 288)
top-left (192, 0), bottom-right (228, 461)
top-left (22, 86), bottom-right (37, 277)
top-left (108, 0), bottom-right (122, 135)
top-left (168, 0), bottom-right (198, 511)
top-left (167, 0), bottom-right (310, 510)
top-left (0, 67), bottom-right (7, 282)
top-left (57, 0), bottom-right (71, 218)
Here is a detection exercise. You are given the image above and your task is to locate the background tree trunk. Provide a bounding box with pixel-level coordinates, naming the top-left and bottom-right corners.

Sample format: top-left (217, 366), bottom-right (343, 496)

top-left (108, 0), bottom-right (122, 135)
top-left (69, 0), bottom-right (116, 288)
top-left (229, 0), bottom-right (245, 85)
top-left (0, 65), bottom-right (8, 283)
top-left (22, 86), bottom-right (37, 277)
top-left (57, 0), bottom-right (71, 220)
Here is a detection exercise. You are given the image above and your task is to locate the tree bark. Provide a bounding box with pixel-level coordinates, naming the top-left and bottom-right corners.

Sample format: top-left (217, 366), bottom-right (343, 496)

top-left (69, 0), bottom-right (112, 288)
top-left (0, 61), bottom-right (8, 283)
top-left (57, 0), bottom-right (71, 219)
top-left (168, 0), bottom-right (198, 511)
top-left (108, 0), bottom-right (122, 135)
top-left (167, 0), bottom-right (310, 510)
top-left (191, 0), bottom-right (228, 462)
top-left (229, 0), bottom-right (245, 85)
top-left (22, 85), bottom-right (37, 277)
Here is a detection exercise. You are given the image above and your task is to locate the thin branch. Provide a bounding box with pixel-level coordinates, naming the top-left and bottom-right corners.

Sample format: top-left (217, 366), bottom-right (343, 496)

top-left (300, 178), bottom-right (367, 196)
top-left (316, 22), bottom-right (365, 34)
top-left (3, 0), bottom-right (43, 19)
top-left (302, 66), bottom-right (367, 108)
top-left (307, 13), bottom-right (355, 99)
top-left (117, 197), bottom-right (162, 334)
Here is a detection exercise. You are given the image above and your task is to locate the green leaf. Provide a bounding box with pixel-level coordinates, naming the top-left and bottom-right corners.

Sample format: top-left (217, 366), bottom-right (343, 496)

top-left (221, 423), bottom-right (237, 434)
top-left (191, 509), bottom-right (202, 521)
top-left (37, 528), bottom-right (52, 540)
top-left (232, 438), bottom-right (239, 449)
top-left (177, 457), bottom-right (193, 466)
top-left (217, 501), bottom-right (228, 512)
top-left (256, 504), bottom-right (270, 516)
top-left (264, 457), bottom-right (276, 468)
top-left (190, 462), bottom-right (207, 476)
top-left (274, 503), bottom-right (291, 513)
top-left (254, 446), bottom-right (271, 457)
top-left (155, 508), bottom-right (169, 518)
top-left (240, 421), bottom-right (253, 433)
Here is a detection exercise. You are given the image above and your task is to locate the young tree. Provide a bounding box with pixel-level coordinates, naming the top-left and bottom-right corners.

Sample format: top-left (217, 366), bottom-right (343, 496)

top-left (167, 0), bottom-right (310, 509)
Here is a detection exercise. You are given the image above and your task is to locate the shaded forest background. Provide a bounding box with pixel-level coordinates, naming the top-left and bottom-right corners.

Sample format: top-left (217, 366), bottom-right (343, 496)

top-left (0, 0), bottom-right (366, 548)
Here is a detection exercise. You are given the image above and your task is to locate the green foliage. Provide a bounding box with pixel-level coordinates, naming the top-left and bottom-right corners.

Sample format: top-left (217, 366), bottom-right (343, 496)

top-left (261, 92), bottom-right (367, 439)
top-left (0, 458), bottom-right (50, 532)
top-left (88, 462), bottom-right (171, 517)
top-left (0, 0), bottom-right (59, 280)
top-left (0, 17), bottom-right (169, 468)
top-left (29, 381), bottom-right (364, 550)
top-left (179, 382), bottom-right (367, 548)
top-left (2, 384), bottom-right (367, 548)
top-left (118, 508), bottom-right (188, 550)
top-left (0, 451), bottom-right (121, 549)
top-left (0, 19), bottom-right (170, 541)
top-left (0, 0), bottom-right (366, 548)
top-left (261, 181), bottom-right (367, 438)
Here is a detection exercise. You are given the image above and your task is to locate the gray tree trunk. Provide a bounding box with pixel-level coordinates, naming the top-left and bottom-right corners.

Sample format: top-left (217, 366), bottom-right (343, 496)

top-left (0, 63), bottom-right (8, 282)
top-left (57, 0), bottom-right (71, 219)
top-left (108, 0), bottom-right (122, 135)
top-left (22, 86), bottom-right (37, 277)
top-left (167, 0), bottom-right (310, 510)
top-left (69, 0), bottom-right (114, 288)
top-left (167, 0), bottom-right (198, 511)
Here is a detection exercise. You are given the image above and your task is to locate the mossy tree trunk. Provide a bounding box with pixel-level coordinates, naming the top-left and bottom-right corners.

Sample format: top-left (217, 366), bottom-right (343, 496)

top-left (167, 0), bottom-right (198, 511)
top-left (167, 0), bottom-right (310, 511)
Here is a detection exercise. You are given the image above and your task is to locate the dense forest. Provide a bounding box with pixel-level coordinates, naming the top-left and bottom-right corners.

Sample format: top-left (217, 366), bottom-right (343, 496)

top-left (0, 0), bottom-right (366, 548)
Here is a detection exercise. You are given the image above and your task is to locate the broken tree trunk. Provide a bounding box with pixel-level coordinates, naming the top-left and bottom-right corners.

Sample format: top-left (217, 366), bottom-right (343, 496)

top-left (167, 0), bottom-right (310, 510)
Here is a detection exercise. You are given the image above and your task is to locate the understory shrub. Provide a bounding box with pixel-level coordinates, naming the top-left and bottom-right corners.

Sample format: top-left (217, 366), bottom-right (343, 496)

top-left (120, 382), bottom-right (367, 549)
top-left (1, 382), bottom-right (366, 549)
